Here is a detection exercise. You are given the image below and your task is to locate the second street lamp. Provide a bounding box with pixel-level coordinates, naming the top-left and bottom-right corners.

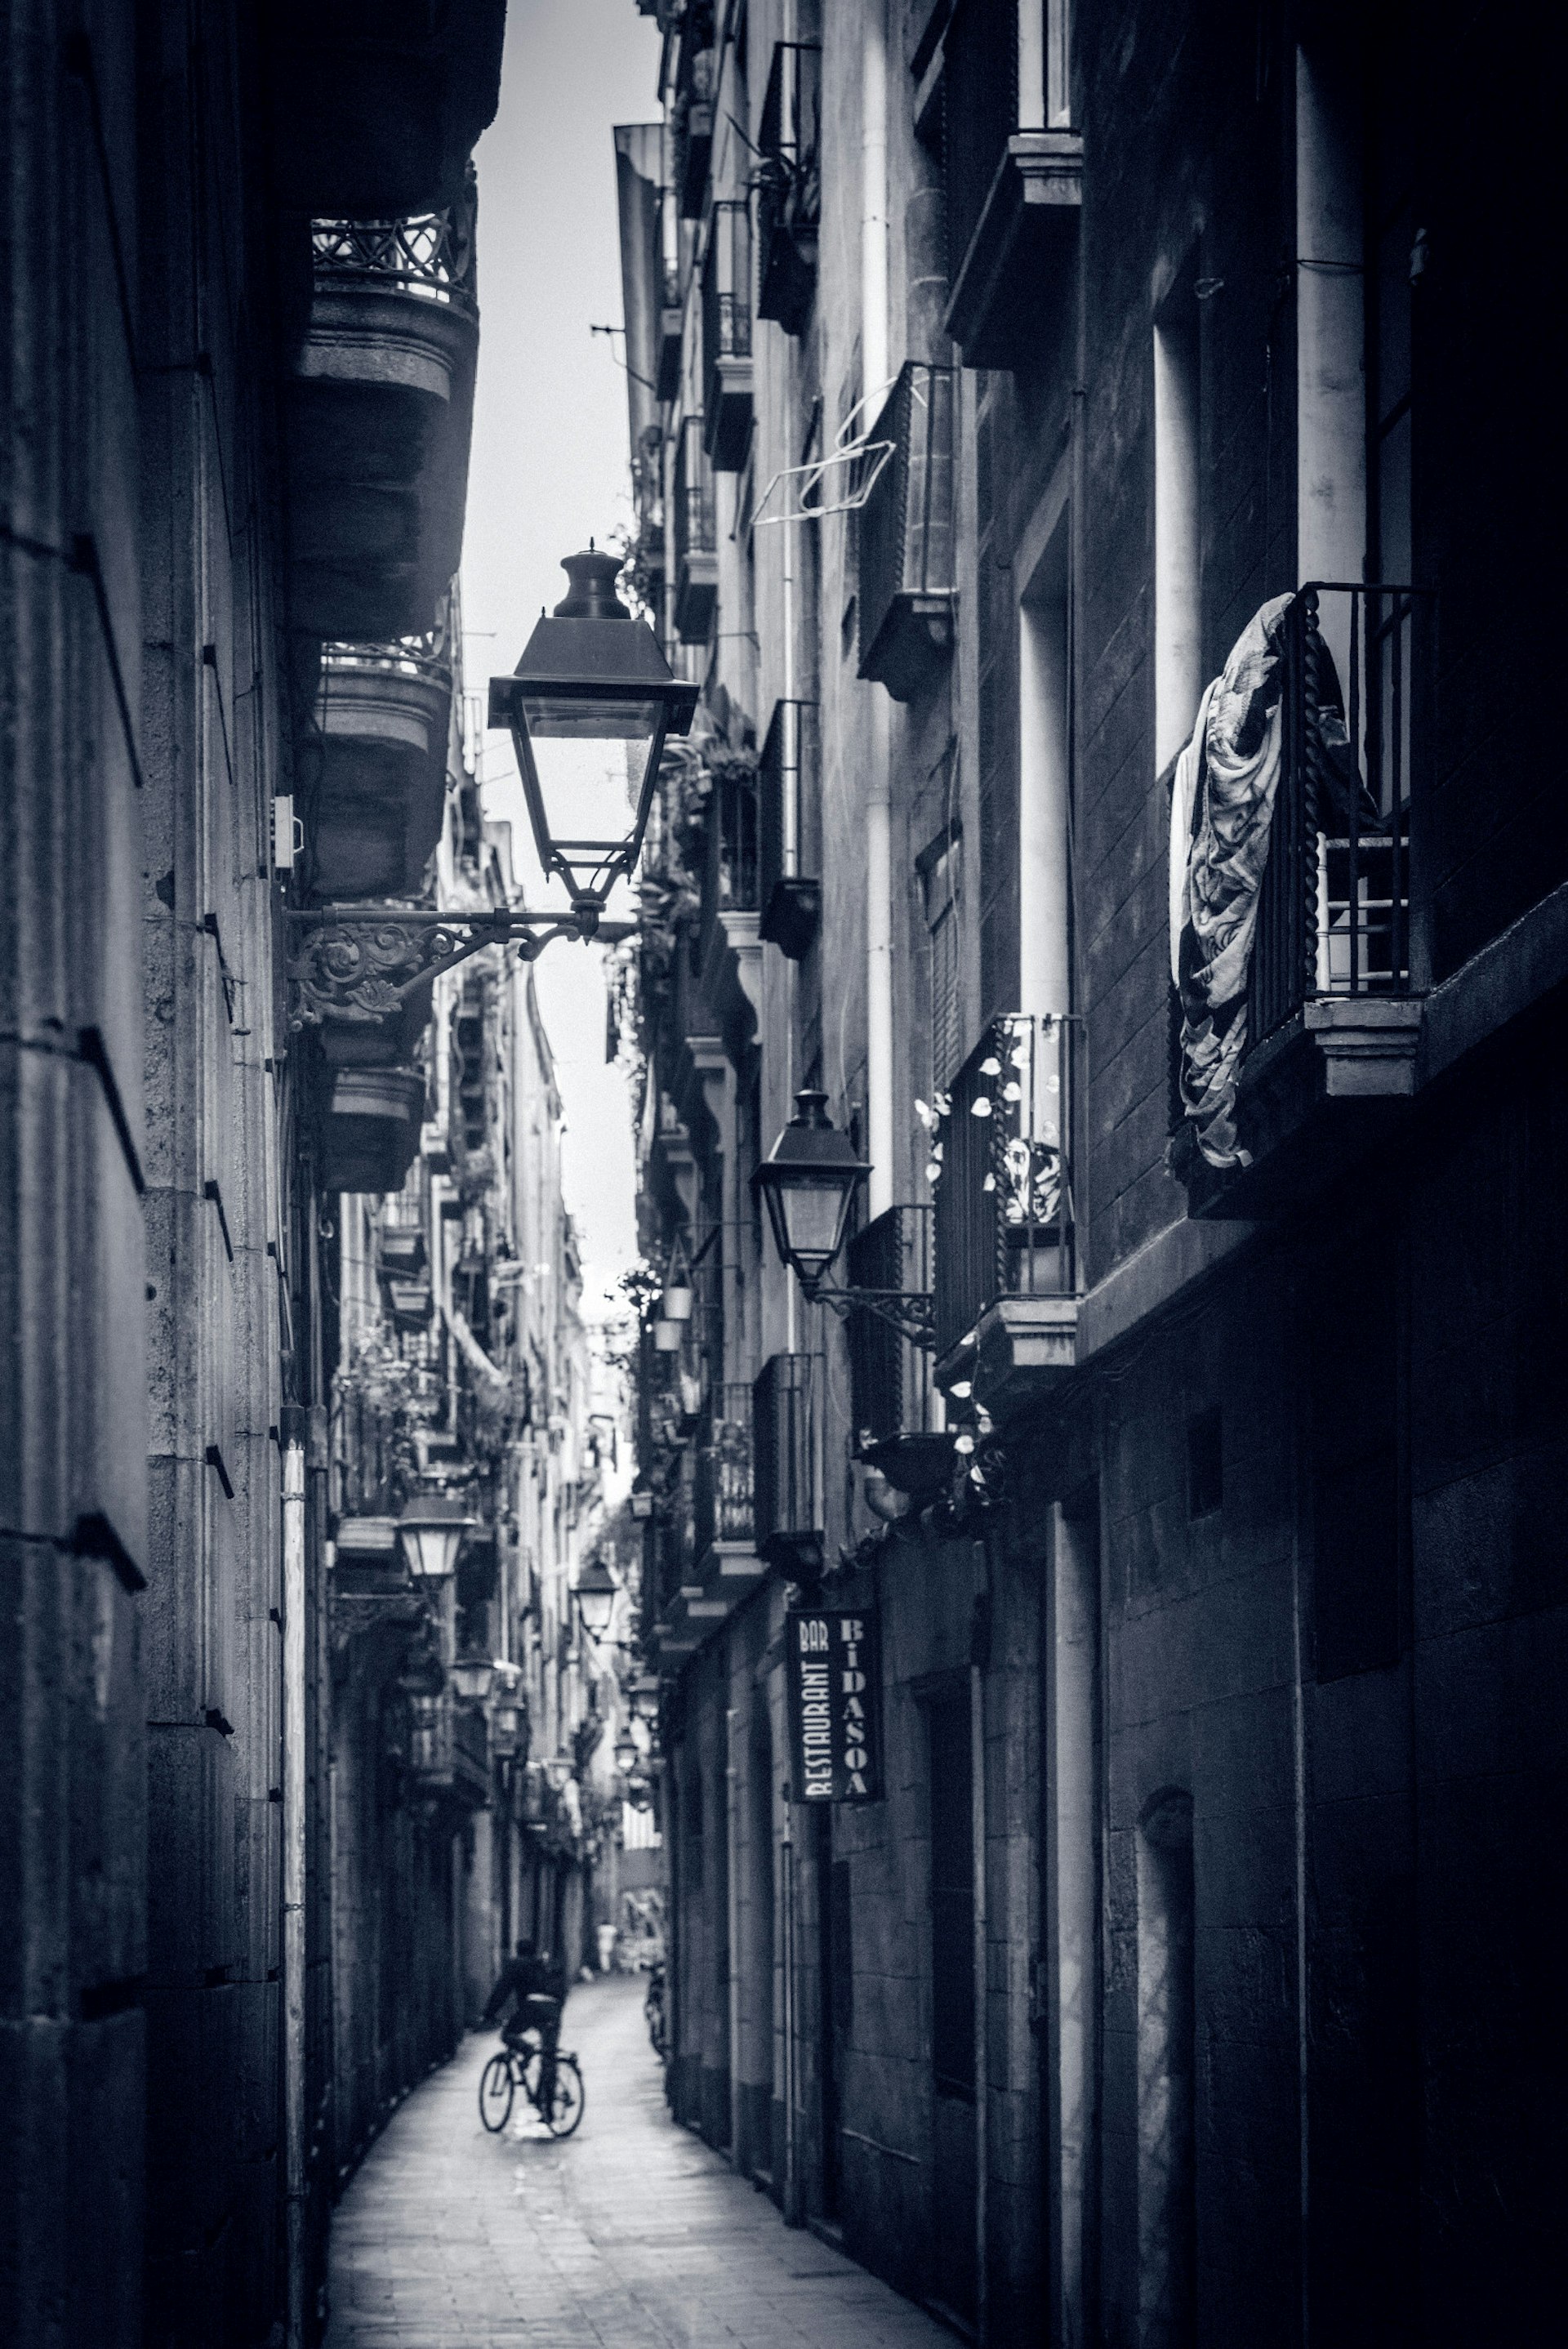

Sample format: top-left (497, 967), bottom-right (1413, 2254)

top-left (753, 1090), bottom-right (869, 1298)
top-left (572, 1555), bottom-right (619, 1642)
top-left (489, 546), bottom-right (699, 931)
top-left (396, 1493), bottom-right (475, 1582)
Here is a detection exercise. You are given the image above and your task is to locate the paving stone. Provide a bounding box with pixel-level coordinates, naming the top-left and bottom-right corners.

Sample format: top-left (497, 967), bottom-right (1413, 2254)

top-left (324, 1976), bottom-right (950, 2348)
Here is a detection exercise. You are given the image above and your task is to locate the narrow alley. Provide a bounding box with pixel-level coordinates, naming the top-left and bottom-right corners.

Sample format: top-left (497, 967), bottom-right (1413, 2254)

top-left (325, 1977), bottom-right (948, 2349)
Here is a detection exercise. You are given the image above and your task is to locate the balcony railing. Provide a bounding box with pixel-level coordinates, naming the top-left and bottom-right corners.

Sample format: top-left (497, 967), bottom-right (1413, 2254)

top-left (756, 41), bottom-right (822, 334)
top-left (693, 1384), bottom-right (755, 1557)
top-left (1250, 584), bottom-right (1429, 1046)
top-left (934, 1014), bottom-right (1077, 1359)
top-left (319, 608), bottom-right (453, 691)
top-left (752, 1353), bottom-right (821, 1576)
top-left (673, 412), bottom-right (718, 643)
top-left (310, 208), bottom-right (476, 313)
top-left (702, 200), bottom-right (754, 471)
top-left (857, 363), bottom-right (956, 701)
top-left (758, 698), bottom-right (820, 959)
top-left (700, 760), bottom-right (760, 939)
top-left (848, 1206), bottom-right (938, 1451)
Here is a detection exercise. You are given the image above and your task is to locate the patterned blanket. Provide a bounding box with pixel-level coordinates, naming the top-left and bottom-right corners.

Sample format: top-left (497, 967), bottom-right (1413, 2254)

top-left (1168, 595), bottom-right (1294, 1170)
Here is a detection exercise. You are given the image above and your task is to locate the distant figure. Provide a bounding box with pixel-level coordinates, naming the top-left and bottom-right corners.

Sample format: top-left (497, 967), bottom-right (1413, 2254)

top-left (483, 1937), bottom-right (564, 2105)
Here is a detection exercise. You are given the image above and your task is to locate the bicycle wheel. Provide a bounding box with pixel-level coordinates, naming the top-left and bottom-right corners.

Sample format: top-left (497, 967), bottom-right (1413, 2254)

top-left (479, 2050), bottom-right (514, 2133)
top-left (543, 2054), bottom-right (585, 2138)
top-left (523, 2048), bottom-right (585, 2138)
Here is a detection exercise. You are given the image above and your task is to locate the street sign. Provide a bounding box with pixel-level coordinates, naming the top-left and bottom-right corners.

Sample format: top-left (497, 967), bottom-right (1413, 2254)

top-left (785, 1607), bottom-right (881, 1803)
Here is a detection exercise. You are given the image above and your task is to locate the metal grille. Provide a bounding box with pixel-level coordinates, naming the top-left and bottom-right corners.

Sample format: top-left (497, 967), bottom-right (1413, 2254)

top-left (847, 1206), bottom-right (935, 1450)
top-left (673, 412), bottom-right (716, 568)
top-left (693, 1384), bottom-right (755, 1556)
top-left (1250, 583), bottom-right (1429, 1045)
top-left (857, 363), bottom-right (956, 663)
top-left (310, 210), bottom-right (475, 310)
top-left (933, 1012), bottom-right (1077, 1358)
top-left (751, 1353), bottom-right (818, 1545)
top-left (702, 199), bottom-right (752, 369)
top-left (756, 42), bottom-right (822, 332)
top-left (701, 763), bottom-right (760, 936)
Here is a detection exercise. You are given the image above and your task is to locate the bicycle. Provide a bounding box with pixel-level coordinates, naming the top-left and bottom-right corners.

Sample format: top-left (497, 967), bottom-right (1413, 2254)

top-left (644, 1961), bottom-right (666, 2060)
top-left (478, 2030), bottom-right (586, 2137)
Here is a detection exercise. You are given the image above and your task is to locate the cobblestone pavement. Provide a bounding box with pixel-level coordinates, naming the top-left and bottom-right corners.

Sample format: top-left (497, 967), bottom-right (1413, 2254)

top-left (324, 1972), bottom-right (951, 2348)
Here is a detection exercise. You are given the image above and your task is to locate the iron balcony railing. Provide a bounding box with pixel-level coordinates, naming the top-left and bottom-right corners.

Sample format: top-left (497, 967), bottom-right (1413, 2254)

top-left (752, 1353), bottom-right (820, 1563)
top-left (1250, 583), bottom-right (1431, 1045)
top-left (674, 413), bottom-right (715, 564)
top-left (693, 1383), bottom-right (755, 1556)
top-left (756, 40), bottom-right (822, 333)
top-left (934, 1013), bottom-right (1078, 1359)
top-left (758, 698), bottom-right (820, 957)
top-left (702, 198), bottom-right (752, 370)
top-left (848, 1206), bottom-right (936, 1451)
top-left (319, 613), bottom-right (452, 691)
top-left (857, 363), bottom-right (957, 696)
top-left (310, 207), bottom-right (476, 312)
top-left (700, 759), bottom-right (761, 939)
top-left (942, 0), bottom-right (1019, 284)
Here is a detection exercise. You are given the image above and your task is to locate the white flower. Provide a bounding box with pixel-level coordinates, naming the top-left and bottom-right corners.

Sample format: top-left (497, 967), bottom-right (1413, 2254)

top-left (978, 1055), bottom-right (1001, 1077)
top-left (970, 1097), bottom-right (992, 1117)
top-left (949, 1380), bottom-right (972, 1399)
top-left (1002, 1081), bottom-right (1022, 1103)
top-left (982, 1172), bottom-right (996, 1192)
top-left (953, 1432), bottom-right (974, 1455)
top-left (925, 1160), bottom-right (942, 1184)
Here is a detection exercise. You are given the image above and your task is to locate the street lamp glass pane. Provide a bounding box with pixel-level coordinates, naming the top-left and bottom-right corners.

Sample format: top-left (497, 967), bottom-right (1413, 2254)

top-left (519, 693), bottom-right (659, 851)
top-left (780, 1179), bottom-right (849, 1268)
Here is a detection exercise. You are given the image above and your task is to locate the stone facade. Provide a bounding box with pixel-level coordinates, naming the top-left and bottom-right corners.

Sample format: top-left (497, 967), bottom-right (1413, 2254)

top-left (617, 2), bottom-right (1561, 2342)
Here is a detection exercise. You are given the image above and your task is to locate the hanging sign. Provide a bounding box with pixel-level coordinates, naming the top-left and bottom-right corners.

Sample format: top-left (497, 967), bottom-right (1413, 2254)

top-left (785, 1607), bottom-right (881, 1803)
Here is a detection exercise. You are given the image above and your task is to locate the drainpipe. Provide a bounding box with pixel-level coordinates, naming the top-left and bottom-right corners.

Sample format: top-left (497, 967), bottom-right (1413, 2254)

top-left (727, 1705), bottom-right (743, 2164)
top-left (782, 1799), bottom-right (802, 2224)
top-left (972, 1551), bottom-right (991, 2343)
top-left (862, 3), bottom-right (893, 1215)
top-left (281, 1406), bottom-right (308, 2349)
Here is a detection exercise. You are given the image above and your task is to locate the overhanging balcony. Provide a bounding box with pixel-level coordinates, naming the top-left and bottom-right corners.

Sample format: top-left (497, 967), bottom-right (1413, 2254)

top-left (758, 698), bottom-right (820, 960)
top-left (702, 202), bottom-right (753, 472)
top-left (310, 616), bottom-right (452, 898)
top-left (693, 1384), bottom-right (765, 1620)
top-left (287, 200), bottom-right (478, 643)
top-left (756, 41), bottom-right (821, 335)
top-left (1175, 584), bottom-right (1432, 1218)
top-left (857, 363), bottom-right (956, 702)
top-left (673, 413), bottom-right (718, 644)
top-left (942, 1), bottom-right (1082, 368)
top-left (269, 0), bottom-right (505, 219)
top-left (752, 1352), bottom-right (822, 1580)
top-left (318, 1064), bottom-right (427, 1196)
top-left (934, 1014), bottom-right (1078, 1411)
top-left (849, 1206), bottom-right (951, 1496)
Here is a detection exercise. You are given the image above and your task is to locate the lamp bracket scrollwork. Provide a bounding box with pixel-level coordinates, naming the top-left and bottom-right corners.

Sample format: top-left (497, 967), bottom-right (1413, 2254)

top-left (810, 1281), bottom-right (937, 1350)
top-left (286, 906), bottom-right (636, 1029)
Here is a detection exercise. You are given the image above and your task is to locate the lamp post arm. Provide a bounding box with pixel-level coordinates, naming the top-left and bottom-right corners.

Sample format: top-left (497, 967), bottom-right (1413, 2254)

top-left (286, 906), bottom-right (636, 1027)
top-left (806, 1280), bottom-right (937, 1351)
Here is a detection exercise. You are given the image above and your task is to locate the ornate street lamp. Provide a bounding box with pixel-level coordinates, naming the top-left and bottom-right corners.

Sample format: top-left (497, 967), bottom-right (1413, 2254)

top-left (572, 1555), bottom-right (619, 1642)
top-left (450, 1653), bottom-right (496, 1703)
top-left (396, 1492), bottom-right (474, 1581)
top-left (660, 1231), bottom-right (693, 1323)
top-left (488, 546), bottom-right (699, 932)
top-left (613, 1732), bottom-right (639, 1773)
top-left (629, 1674), bottom-right (661, 1724)
top-left (753, 1090), bottom-right (870, 1298)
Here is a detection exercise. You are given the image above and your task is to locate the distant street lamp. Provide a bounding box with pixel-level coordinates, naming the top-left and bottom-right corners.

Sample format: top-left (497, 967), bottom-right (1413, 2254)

top-left (628, 1674), bottom-right (661, 1723)
top-left (753, 1090), bottom-right (869, 1297)
top-left (450, 1653), bottom-right (496, 1703)
top-left (488, 546), bottom-right (699, 932)
top-left (572, 1555), bottom-right (619, 1641)
top-left (396, 1493), bottom-right (474, 1581)
top-left (613, 1732), bottom-right (639, 1773)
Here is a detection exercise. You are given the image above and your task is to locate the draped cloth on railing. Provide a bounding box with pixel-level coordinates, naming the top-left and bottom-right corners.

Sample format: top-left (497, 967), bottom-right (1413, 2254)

top-left (443, 1302), bottom-right (510, 1401)
top-left (1169, 595), bottom-right (1293, 1170)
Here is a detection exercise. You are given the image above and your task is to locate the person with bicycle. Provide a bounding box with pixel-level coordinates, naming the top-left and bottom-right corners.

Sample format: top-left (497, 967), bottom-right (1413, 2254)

top-left (482, 1938), bottom-right (564, 2111)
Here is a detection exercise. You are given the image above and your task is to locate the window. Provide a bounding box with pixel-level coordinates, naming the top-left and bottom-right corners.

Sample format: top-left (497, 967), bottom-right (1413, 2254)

top-left (1153, 277), bottom-right (1201, 773)
top-left (920, 827), bottom-right (963, 1094)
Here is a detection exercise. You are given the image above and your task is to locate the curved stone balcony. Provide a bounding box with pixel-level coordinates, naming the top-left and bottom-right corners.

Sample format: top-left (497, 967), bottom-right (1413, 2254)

top-left (310, 625), bottom-right (452, 898)
top-left (287, 207), bottom-right (478, 643)
top-left (318, 1065), bottom-right (427, 1196)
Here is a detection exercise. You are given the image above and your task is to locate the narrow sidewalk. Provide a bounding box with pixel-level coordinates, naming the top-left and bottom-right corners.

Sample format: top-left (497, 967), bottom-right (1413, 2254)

top-left (324, 1972), bottom-right (951, 2348)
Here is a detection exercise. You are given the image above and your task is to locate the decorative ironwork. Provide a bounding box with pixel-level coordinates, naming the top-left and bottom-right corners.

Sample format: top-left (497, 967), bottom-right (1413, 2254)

top-left (934, 1013), bottom-right (1078, 1357)
top-left (287, 906), bottom-right (635, 1029)
top-left (310, 208), bottom-right (476, 312)
top-left (319, 613), bottom-right (452, 691)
